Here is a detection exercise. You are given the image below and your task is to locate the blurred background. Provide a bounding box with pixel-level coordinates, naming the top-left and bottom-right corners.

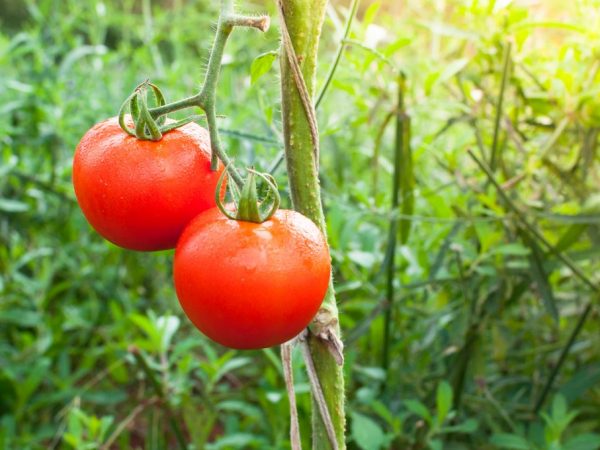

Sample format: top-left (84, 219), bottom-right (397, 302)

top-left (1, 0), bottom-right (599, 448)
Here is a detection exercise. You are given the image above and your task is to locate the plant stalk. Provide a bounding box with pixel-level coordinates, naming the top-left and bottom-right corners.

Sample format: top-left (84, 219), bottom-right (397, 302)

top-left (382, 74), bottom-right (407, 370)
top-left (278, 0), bottom-right (345, 448)
top-left (146, 0), bottom-right (268, 188)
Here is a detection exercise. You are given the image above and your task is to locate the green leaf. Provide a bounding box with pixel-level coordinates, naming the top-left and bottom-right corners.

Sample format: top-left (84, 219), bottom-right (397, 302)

top-left (436, 381), bottom-right (453, 426)
top-left (439, 58), bottom-right (470, 85)
top-left (0, 198), bottom-right (29, 212)
top-left (405, 399), bottom-right (432, 424)
top-left (156, 315), bottom-right (180, 353)
top-left (213, 357), bottom-right (252, 383)
top-left (440, 418), bottom-right (479, 434)
top-left (206, 433), bottom-right (263, 449)
top-left (563, 434), bottom-right (600, 450)
top-left (559, 363), bottom-right (600, 402)
top-left (490, 433), bottom-right (532, 449)
top-left (489, 243), bottom-right (530, 256)
top-left (428, 439), bottom-right (443, 450)
top-left (551, 394), bottom-right (568, 422)
top-left (351, 412), bottom-right (388, 450)
top-left (554, 224), bottom-right (587, 252)
top-left (521, 231), bottom-right (558, 321)
top-left (363, 1), bottom-right (381, 27)
top-left (250, 51), bottom-right (277, 85)
top-left (348, 250), bottom-right (377, 268)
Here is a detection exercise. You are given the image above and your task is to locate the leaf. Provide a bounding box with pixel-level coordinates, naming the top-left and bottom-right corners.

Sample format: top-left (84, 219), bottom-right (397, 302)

top-left (489, 243), bottom-right (530, 256)
top-left (559, 363), bottom-right (600, 402)
top-left (0, 198), bottom-right (29, 212)
top-left (351, 412), bottom-right (388, 450)
top-left (0, 155), bottom-right (18, 177)
top-left (0, 370), bottom-right (17, 414)
top-left (156, 315), bottom-right (180, 353)
top-left (554, 224), bottom-right (587, 252)
top-left (564, 434), bottom-right (600, 450)
top-left (551, 394), bottom-right (568, 422)
top-left (383, 37), bottom-right (412, 57)
top-left (521, 231), bottom-right (558, 321)
top-left (250, 51), bottom-right (277, 85)
top-left (206, 433), bottom-right (263, 449)
top-left (213, 357), bottom-right (252, 383)
top-left (428, 439), bottom-right (443, 450)
top-left (439, 58), bottom-right (470, 85)
top-left (436, 381), bottom-right (453, 426)
top-left (217, 400), bottom-right (262, 419)
top-left (440, 418), bottom-right (479, 434)
top-left (354, 366), bottom-right (387, 381)
top-left (405, 399), bottom-right (432, 423)
top-left (363, 1), bottom-right (381, 27)
top-left (348, 250), bottom-right (377, 268)
top-left (490, 433), bottom-right (532, 449)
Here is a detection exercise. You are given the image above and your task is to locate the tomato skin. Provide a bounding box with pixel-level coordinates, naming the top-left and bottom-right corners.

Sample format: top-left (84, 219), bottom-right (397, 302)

top-left (174, 208), bottom-right (331, 349)
top-left (72, 116), bottom-right (224, 251)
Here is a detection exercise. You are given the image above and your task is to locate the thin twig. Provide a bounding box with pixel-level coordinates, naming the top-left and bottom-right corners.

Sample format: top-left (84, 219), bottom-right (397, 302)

top-left (276, 0), bottom-right (320, 169)
top-left (281, 343), bottom-right (302, 450)
top-left (316, 0), bottom-right (361, 108)
top-left (534, 302), bottom-right (593, 413)
top-left (299, 332), bottom-right (339, 450)
top-left (382, 74), bottom-right (407, 370)
top-left (100, 396), bottom-right (161, 450)
top-left (490, 43), bottom-right (511, 171)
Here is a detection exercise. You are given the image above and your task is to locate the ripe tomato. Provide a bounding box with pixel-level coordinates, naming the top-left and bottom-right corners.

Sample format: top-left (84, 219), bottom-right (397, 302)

top-left (72, 116), bottom-right (224, 251)
top-left (174, 208), bottom-right (331, 349)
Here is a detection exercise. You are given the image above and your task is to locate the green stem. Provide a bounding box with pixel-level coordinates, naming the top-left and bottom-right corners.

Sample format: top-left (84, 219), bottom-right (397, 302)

top-left (315, 0), bottom-right (360, 108)
top-left (382, 74), bottom-right (407, 371)
top-left (149, 94), bottom-right (201, 118)
top-left (490, 42), bottom-right (511, 171)
top-left (145, 0), bottom-right (268, 188)
top-left (278, 0), bottom-right (345, 448)
top-left (533, 302), bottom-right (593, 413)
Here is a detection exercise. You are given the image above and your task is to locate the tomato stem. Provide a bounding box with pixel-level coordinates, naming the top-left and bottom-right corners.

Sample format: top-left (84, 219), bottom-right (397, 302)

top-left (277, 0), bottom-right (346, 447)
top-left (215, 167), bottom-right (281, 223)
top-left (120, 0), bottom-right (269, 189)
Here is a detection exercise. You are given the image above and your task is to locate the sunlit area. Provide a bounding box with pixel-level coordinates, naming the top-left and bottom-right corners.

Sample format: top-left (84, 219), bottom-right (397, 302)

top-left (1, 0), bottom-right (599, 449)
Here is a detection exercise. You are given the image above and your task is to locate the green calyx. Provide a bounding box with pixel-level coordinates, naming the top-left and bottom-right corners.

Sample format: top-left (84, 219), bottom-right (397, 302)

top-left (216, 166), bottom-right (280, 223)
top-left (118, 80), bottom-right (199, 141)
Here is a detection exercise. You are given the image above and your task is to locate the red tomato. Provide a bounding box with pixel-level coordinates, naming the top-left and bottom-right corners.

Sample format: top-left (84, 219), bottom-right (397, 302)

top-left (174, 208), bottom-right (331, 349)
top-left (72, 116), bottom-right (224, 251)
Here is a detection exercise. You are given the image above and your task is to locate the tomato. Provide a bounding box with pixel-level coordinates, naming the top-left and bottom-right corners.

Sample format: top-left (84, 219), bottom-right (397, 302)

top-left (173, 207), bottom-right (331, 349)
top-left (72, 116), bottom-right (224, 251)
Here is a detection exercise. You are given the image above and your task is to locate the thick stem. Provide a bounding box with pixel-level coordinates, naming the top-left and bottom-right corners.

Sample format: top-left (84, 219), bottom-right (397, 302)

top-left (278, 1), bottom-right (345, 448)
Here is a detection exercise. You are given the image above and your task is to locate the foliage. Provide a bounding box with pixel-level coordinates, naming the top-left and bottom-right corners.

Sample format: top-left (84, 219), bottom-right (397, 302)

top-left (1, 0), bottom-right (599, 449)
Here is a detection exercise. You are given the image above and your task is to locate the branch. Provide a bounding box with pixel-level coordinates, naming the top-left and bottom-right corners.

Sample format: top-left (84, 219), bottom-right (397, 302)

top-left (146, 0), bottom-right (269, 188)
top-left (299, 331), bottom-right (339, 450)
top-left (282, 343), bottom-right (302, 450)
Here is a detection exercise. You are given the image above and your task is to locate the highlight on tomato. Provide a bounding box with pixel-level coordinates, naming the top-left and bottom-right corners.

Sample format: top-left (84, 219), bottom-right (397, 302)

top-left (173, 170), bottom-right (331, 349)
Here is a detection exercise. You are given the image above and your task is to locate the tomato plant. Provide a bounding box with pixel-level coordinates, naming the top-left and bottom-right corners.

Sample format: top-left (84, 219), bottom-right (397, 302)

top-left (173, 207), bottom-right (331, 349)
top-left (72, 116), bottom-right (224, 251)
